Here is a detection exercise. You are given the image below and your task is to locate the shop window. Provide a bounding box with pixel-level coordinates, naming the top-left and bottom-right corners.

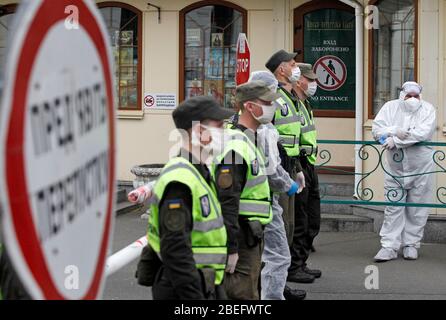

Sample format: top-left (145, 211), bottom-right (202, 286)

top-left (98, 2), bottom-right (142, 110)
top-left (180, 1), bottom-right (247, 109)
top-left (369, 0), bottom-right (417, 117)
top-left (0, 4), bottom-right (17, 78)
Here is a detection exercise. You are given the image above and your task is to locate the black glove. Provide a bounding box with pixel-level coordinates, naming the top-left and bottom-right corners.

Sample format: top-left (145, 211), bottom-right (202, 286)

top-left (135, 244), bottom-right (162, 287)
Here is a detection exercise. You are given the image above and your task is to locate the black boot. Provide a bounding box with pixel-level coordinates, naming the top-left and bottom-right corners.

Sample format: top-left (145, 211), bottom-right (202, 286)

top-left (283, 286), bottom-right (306, 300)
top-left (303, 266), bottom-right (322, 279)
top-left (287, 268), bottom-right (315, 283)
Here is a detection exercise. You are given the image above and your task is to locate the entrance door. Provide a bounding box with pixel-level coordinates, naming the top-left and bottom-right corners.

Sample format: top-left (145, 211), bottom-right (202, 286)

top-left (294, 0), bottom-right (355, 118)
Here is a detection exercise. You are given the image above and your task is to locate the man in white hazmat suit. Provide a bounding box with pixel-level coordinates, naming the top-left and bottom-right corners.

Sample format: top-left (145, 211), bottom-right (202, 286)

top-left (372, 81), bottom-right (436, 262)
top-left (249, 71), bottom-right (306, 300)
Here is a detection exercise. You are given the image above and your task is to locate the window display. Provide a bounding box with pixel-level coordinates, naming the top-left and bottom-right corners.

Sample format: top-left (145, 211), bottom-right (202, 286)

top-left (183, 4), bottom-right (245, 109)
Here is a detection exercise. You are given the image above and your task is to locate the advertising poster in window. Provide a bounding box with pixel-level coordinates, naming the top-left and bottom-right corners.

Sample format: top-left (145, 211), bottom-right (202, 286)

top-left (224, 87), bottom-right (236, 109)
top-left (211, 33), bottom-right (223, 47)
top-left (303, 9), bottom-right (355, 111)
top-left (204, 80), bottom-right (224, 105)
top-left (120, 30), bottom-right (134, 45)
top-left (114, 30), bottom-right (134, 46)
top-left (119, 47), bottom-right (133, 65)
top-left (185, 80), bottom-right (203, 99)
top-left (205, 48), bottom-right (223, 79)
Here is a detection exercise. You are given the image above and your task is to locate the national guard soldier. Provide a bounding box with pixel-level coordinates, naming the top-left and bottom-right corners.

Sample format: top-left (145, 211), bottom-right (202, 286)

top-left (215, 81), bottom-right (278, 300)
top-left (290, 63), bottom-right (322, 280)
top-left (146, 96), bottom-right (233, 300)
top-left (266, 50), bottom-right (319, 284)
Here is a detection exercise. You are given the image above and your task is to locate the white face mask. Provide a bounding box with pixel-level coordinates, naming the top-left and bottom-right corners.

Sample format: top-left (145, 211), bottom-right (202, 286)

top-left (404, 97), bottom-right (422, 113)
top-left (250, 102), bottom-right (276, 124)
top-left (305, 81), bottom-right (318, 97)
top-left (288, 67), bottom-right (301, 84)
top-left (191, 127), bottom-right (202, 148)
top-left (201, 125), bottom-right (225, 156)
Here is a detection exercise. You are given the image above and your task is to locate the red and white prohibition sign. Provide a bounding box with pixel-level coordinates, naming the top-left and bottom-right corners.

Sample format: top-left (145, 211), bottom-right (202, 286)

top-left (144, 95), bottom-right (155, 108)
top-left (314, 55), bottom-right (347, 91)
top-left (0, 0), bottom-right (116, 300)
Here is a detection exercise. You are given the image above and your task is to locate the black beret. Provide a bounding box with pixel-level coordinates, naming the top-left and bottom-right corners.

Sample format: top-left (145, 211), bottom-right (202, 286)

top-left (265, 50), bottom-right (298, 73)
top-left (172, 96), bottom-right (234, 130)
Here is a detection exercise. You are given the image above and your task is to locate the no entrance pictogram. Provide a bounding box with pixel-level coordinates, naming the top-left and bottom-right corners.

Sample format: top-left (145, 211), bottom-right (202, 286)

top-left (314, 55), bottom-right (347, 91)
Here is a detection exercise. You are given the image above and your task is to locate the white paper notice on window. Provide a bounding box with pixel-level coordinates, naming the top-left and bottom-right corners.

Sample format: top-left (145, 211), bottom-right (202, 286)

top-left (238, 33), bottom-right (246, 54)
top-left (144, 93), bottom-right (177, 109)
top-left (186, 29), bottom-right (201, 46)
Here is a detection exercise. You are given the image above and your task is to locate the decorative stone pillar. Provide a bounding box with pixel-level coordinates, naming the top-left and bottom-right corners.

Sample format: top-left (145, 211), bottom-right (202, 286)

top-left (130, 164), bottom-right (163, 219)
top-left (130, 164), bottom-right (163, 189)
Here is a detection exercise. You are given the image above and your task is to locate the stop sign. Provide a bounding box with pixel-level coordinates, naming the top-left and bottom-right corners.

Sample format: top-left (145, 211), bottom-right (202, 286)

top-left (0, 0), bottom-right (116, 299)
top-left (235, 33), bottom-right (251, 85)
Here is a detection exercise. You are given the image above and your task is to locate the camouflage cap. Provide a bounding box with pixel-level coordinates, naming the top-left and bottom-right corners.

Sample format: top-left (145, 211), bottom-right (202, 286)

top-left (236, 80), bottom-right (281, 103)
top-left (297, 63), bottom-right (318, 80)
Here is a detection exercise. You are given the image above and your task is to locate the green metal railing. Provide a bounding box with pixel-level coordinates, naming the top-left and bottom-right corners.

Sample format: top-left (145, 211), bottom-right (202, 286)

top-left (316, 140), bottom-right (446, 208)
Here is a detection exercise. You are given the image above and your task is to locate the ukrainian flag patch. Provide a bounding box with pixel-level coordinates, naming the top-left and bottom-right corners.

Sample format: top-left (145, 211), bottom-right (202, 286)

top-left (168, 200), bottom-right (182, 210)
top-left (221, 166), bottom-right (230, 174)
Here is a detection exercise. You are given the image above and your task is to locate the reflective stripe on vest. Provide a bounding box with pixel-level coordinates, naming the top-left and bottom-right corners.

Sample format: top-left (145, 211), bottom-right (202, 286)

top-left (297, 100), bottom-right (318, 164)
top-left (274, 113), bottom-right (304, 126)
top-left (273, 88), bottom-right (302, 156)
top-left (148, 157), bottom-right (227, 285)
top-left (194, 250), bottom-right (227, 266)
top-left (279, 134), bottom-right (299, 147)
top-left (239, 199), bottom-right (271, 219)
top-left (213, 129), bottom-right (272, 225)
top-left (244, 175), bottom-right (267, 188)
top-left (301, 124), bottom-right (316, 133)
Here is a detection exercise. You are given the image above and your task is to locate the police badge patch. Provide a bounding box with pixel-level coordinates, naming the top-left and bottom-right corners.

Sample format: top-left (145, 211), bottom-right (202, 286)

top-left (251, 159), bottom-right (259, 176)
top-left (200, 195), bottom-right (211, 218)
top-left (281, 103), bottom-right (289, 116)
top-left (218, 167), bottom-right (233, 189)
top-left (164, 200), bottom-right (185, 232)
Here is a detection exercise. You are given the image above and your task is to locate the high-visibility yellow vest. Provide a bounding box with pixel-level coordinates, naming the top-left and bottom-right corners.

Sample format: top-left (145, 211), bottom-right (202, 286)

top-left (213, 128), bottom-right (272, 225)
top-left (273, 87), bottom-right (304, 157)
top-left (224, 111), bottom-right (240, 129)
top-left (148, 157), bottom-right (227, 285)
top-left (297, 100), bottom-right (318, 165)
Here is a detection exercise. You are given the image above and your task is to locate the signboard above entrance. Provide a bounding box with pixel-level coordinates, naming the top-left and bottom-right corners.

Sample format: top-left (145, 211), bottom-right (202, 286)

top-left (295, 4), bottom-right (356, 115)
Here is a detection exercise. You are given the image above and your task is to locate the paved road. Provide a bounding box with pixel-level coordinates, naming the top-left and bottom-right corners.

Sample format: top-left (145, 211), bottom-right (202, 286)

top-left (103, 209), bottom-right (152, 300)
top-left (103, 210), bottom-right (446, 300)
top-left (289, 233), bottom-right (446, 300)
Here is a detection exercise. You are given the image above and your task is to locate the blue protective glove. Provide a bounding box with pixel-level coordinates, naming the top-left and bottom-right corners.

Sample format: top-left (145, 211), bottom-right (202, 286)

top-left (379, 134), bottom-right (388, 145)
top-left (287, 182), bottom-right (300, 196)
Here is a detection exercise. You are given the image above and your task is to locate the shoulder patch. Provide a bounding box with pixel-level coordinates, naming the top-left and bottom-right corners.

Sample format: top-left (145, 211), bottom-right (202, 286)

top-left (163, 200), bottom-right (186, 232)
top-left (200, 195), bottom-right (211, 218)
top-left (251, 158), bottom-right (259, 176)
top-left (218, 166), bottom-right (233, 189)
top-left (281, 103), bottom-right (289, 117)
top-left (168, 200), bottom-right (182, 210)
